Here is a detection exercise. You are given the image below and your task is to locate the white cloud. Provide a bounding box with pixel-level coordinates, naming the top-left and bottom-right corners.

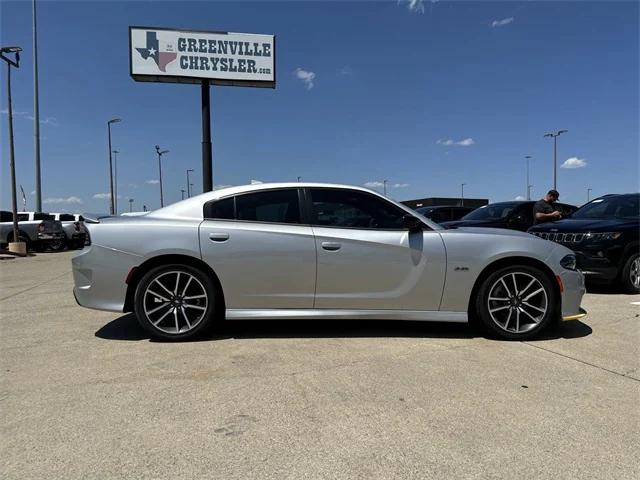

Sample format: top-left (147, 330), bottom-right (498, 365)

top-left (92, 192), bottom-right (121, 199)
top-left (30, 190), bottom-right (36, 195)
top-left (294, 68), bottom-right (316, 90)
top-left (364, 181), bottom-right (384, 188)
top-left (561, 157), bottom-right (587, 169)
top-left (399, 0), bottom-right (424, 14)
top-left (337, 66), bottom-right (353, 76)
top-left (213, 184), bottom-right (232, 190)
top-left (43, 196), bottom-right (83, 205)
top-left (145, 179), bottom-right (160, 185)
top-left (514, 195), bottom-right (526, 201)
top-left (128, 183), bottom-right (138, 189)
top-left (1, 109), bottom-right (58, 125)
top-left (392, 183), bottom-right (409, 188)
top-left (437, 137), bottom-right (475, 147)
top-left (491, 17), bottom-right (514, 28)
top-left (250, 179), bottom-right (263, 185)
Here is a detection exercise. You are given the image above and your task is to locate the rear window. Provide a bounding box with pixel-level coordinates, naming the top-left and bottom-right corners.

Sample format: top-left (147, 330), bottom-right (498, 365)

top-left (17, 214), bottom-right (29, 221)
top-left (34, 213), bottom-right (54, 221)
top-left (0, 211), bottom-right (12, 222)
top-left (59, 214), bottom-right (75, 221)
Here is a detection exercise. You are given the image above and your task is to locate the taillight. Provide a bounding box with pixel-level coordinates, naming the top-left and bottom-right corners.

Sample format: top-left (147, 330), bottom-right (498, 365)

top-left (38, 223), bottom-right (45, 232)
top-left (84, 230), bottom-right (91, 246)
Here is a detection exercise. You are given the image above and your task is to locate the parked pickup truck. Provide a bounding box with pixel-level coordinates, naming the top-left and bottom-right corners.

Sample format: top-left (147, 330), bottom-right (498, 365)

top-left (51, 213), bottom-right (87, 249)
top-left (0, 211), bottom-right (65, 251)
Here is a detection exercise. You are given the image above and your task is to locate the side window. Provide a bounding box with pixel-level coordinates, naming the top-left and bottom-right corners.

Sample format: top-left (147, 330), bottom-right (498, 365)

top-left (17, 214), bottom-right (28, 222)
top-left (309, 188), bottom-right (406, 229)
top-left (0, 212), bottom-right (12, 222)
top-left (204, 197), bottom-right (235, 220)
top-left (60, 214), bottom-right (75, 221)
top-left (236, 189), bottom-right (301, 224)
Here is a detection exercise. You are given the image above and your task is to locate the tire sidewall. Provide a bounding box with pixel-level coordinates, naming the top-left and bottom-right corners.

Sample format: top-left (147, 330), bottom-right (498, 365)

top-left (621, 252), bottom-right (640, 294)
top-left (134, 264), bottom-right (219, 341)
top-left (476, 265), bottom-right (557, 340)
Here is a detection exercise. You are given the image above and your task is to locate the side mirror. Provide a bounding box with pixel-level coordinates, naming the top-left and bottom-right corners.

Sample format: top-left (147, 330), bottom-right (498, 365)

top-left (402, 215), bottom-right (423, 231)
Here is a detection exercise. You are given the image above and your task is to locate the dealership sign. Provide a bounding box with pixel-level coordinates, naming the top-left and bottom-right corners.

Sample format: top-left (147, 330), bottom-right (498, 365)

top-left (129, 26), bottom-right (275, 88)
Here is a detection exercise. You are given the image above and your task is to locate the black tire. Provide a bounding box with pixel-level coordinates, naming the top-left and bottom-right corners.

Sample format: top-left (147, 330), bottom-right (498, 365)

top-left (476, 265), bottom-right (557, 340)
top-left (620, 252), bottom-right (640, 294)
top-left (48, 239), bottom-right (66, 252)
top-left (134, 264), bottom-right (221, 341)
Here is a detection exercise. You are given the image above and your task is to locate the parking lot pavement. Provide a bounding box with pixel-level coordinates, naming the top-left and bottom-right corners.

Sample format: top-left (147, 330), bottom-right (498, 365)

top-left (1, 252), bottom-right (639, 480)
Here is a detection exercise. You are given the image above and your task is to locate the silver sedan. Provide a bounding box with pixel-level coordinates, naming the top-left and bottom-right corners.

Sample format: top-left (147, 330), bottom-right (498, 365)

top-left (72, 183), bottom-right (586, 341)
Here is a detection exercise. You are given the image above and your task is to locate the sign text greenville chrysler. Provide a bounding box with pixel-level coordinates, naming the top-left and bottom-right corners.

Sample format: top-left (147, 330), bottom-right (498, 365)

top-left (130, 26), bottom-right (275, 88)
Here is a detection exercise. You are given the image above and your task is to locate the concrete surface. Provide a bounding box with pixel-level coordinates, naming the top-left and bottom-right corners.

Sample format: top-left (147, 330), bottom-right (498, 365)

top-left (1, 251), bottom-right (639, 479)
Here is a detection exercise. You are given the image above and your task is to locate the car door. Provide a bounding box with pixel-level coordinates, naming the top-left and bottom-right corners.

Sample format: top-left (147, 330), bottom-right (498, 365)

top-left (307, 188), bottom-right (446, 311)
top-left (199, 188), bottom-right (316, 309)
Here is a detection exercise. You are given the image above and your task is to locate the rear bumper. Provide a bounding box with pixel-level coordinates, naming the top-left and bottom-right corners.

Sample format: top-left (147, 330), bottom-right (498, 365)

top-left (37, 232), bottom-right (65, 241)
top-left (72, 245), bottom-right (141, 312)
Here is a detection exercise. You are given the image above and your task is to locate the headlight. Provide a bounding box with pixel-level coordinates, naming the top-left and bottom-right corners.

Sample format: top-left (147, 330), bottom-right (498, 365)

top-left (560, 254), bottom-right (577, 270)
top-left (584, 232), bottom-right (622, 241)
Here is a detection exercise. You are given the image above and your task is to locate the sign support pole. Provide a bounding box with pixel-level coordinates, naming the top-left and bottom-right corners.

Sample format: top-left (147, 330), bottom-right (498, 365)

top-left (201, 80), bottom-right (213, 192)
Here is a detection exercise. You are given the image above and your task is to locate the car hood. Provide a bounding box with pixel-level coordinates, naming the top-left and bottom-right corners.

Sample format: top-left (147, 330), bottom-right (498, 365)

top-left (440, 219), bottom-right (506, 229)
top-left (440, 226), bottom-right (534, 239)
top-left (528, 217), bottom-right (639, 232)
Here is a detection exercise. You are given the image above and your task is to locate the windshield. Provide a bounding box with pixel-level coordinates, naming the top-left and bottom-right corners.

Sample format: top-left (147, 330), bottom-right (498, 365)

top-left (572, 195), bottom-right (639, 219)
top-left (462, 203), bottom-right (519, 221)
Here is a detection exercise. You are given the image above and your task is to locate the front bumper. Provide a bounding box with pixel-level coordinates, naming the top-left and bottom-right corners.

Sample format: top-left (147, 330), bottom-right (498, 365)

top-left (558, 268), bottom-right (587, 321)
top-left (563, 308), bottom-right (587, 321)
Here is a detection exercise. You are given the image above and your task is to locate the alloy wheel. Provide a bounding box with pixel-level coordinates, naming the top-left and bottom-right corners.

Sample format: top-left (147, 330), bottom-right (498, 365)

top-left (487, 272), bottom-right (548, 334)
top-left (143, 270), bottom-right (209, 334)
top-left (631, 257), bottom-right (640, 289)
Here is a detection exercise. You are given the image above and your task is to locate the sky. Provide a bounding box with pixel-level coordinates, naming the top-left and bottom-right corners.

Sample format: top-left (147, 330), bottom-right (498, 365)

top-left (0, 0), bottom-right (638, 213)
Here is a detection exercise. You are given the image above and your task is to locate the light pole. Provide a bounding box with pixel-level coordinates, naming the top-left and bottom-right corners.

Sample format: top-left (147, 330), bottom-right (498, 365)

top-left (461, 183), bottom-right (466, 206)
top-left (186, 169), bottom-right (194, 197)
top-left (587, 188), bottom-right (592, 203)
top-left (528, 185), bottom-right (534, 200)
top-left (155, 145), bottom-right (169, 207)
top-left (181, 189), bottom-right (186, 200)
top-left (383, 179), bottom-right (388, 196)
top-left (128, 198), bottom-right (134, 212)
top-left (297, 176), bottom-right (302, 182)
top-left (112, 149), bottom-right (119, 214)
top-left (525, 155), bottom-right (533, 200)
top-left (1, 46), bottom-right (23, 254)
top-left (107, 118), bottom-right (121, 214)
top-left (190, 183), bottom-right (194, 196)
top-left (32, 0), bottom-right (42, 212)
top-left (544, 129), bottom-right (568, 191)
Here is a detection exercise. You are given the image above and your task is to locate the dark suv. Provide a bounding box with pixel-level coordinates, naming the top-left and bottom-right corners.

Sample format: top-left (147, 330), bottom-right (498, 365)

top-left (528, 193), bottom-right (639, 293)
top-left (414, 205), bottom-right (475, 224)
top-left (441, 201), bottom-right (578, 232)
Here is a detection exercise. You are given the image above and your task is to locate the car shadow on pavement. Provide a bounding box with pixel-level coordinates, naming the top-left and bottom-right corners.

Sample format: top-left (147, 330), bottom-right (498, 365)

top-left (95, 314), bottom-right (592, 342)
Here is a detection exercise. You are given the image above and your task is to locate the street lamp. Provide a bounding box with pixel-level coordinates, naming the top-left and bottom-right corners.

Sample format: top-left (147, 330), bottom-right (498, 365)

top-left (112, 149), bottom-right (119, 214)
top-left (186, 169), bottom-right (194, 197)
top-left (190, 183), bottom-right (194, 196)
top-left (181, 189), bottom-right (186, 200)
top-left (528, 184), bottom-right (534, 200)
top-left (383, 179), bottom-right (388, 196)
top-left (128, 198), bottom-right (134, 212)
top-left (587, 188), bottom-right (592, 203)
top-left (461, 183), bottom-right (466, 206)
top-left (297, 176), bottom-right (302, 182)
top-left (525, 155), bottom-right (533, 200)
top-left (1, 46), bottom-right (25, 255)
top-left (107, 118), bottom-right (121, 214)
top-left (32, 0), bottom-right (42, 212)
top-left (543, 129), bottom-right (568, 191)
top-left (155, 145), bottom-right (169, 207)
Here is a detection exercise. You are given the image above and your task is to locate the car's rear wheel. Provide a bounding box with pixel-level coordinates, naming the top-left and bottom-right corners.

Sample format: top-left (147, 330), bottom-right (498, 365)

top-left (48, 238), bottom-right (66, 251)
top-left (476, 265), bottom-right (557, 340)
top-left (134, 264), bottom-right (219, 341)
top-left (620, 252), bottom-right (640, 294)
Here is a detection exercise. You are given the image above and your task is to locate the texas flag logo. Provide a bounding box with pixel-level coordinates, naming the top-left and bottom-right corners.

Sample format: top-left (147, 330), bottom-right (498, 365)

top-left (136, 31), bottom-right (177, 72)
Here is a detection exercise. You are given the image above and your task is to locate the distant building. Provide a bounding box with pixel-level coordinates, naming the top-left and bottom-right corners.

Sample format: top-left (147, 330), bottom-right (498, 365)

top-left (401, 197), bottom-right (489, 209)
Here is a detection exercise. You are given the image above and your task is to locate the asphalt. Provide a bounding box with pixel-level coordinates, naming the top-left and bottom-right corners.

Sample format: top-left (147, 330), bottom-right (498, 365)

top-left (1, 251), bottom-right (638, 479)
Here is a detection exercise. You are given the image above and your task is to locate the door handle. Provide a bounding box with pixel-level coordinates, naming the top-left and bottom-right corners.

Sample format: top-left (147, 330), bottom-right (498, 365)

top-left (321, 241), bottom-right (341, 251)
top-left (209, 232), bottom-right (229, 242)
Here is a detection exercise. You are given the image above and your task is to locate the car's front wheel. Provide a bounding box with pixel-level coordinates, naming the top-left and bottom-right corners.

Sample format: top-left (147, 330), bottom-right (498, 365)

top-left (134, 264), bottom-right (220, 341)
top-left (476, 265), bottom-right (557, 340)
top-left (620, 252), bottom-right (640, 294)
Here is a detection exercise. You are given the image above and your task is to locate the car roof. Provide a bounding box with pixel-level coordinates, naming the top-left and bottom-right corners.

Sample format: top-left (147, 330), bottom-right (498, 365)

top-left (146, 182), bottom-right (441, 229)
